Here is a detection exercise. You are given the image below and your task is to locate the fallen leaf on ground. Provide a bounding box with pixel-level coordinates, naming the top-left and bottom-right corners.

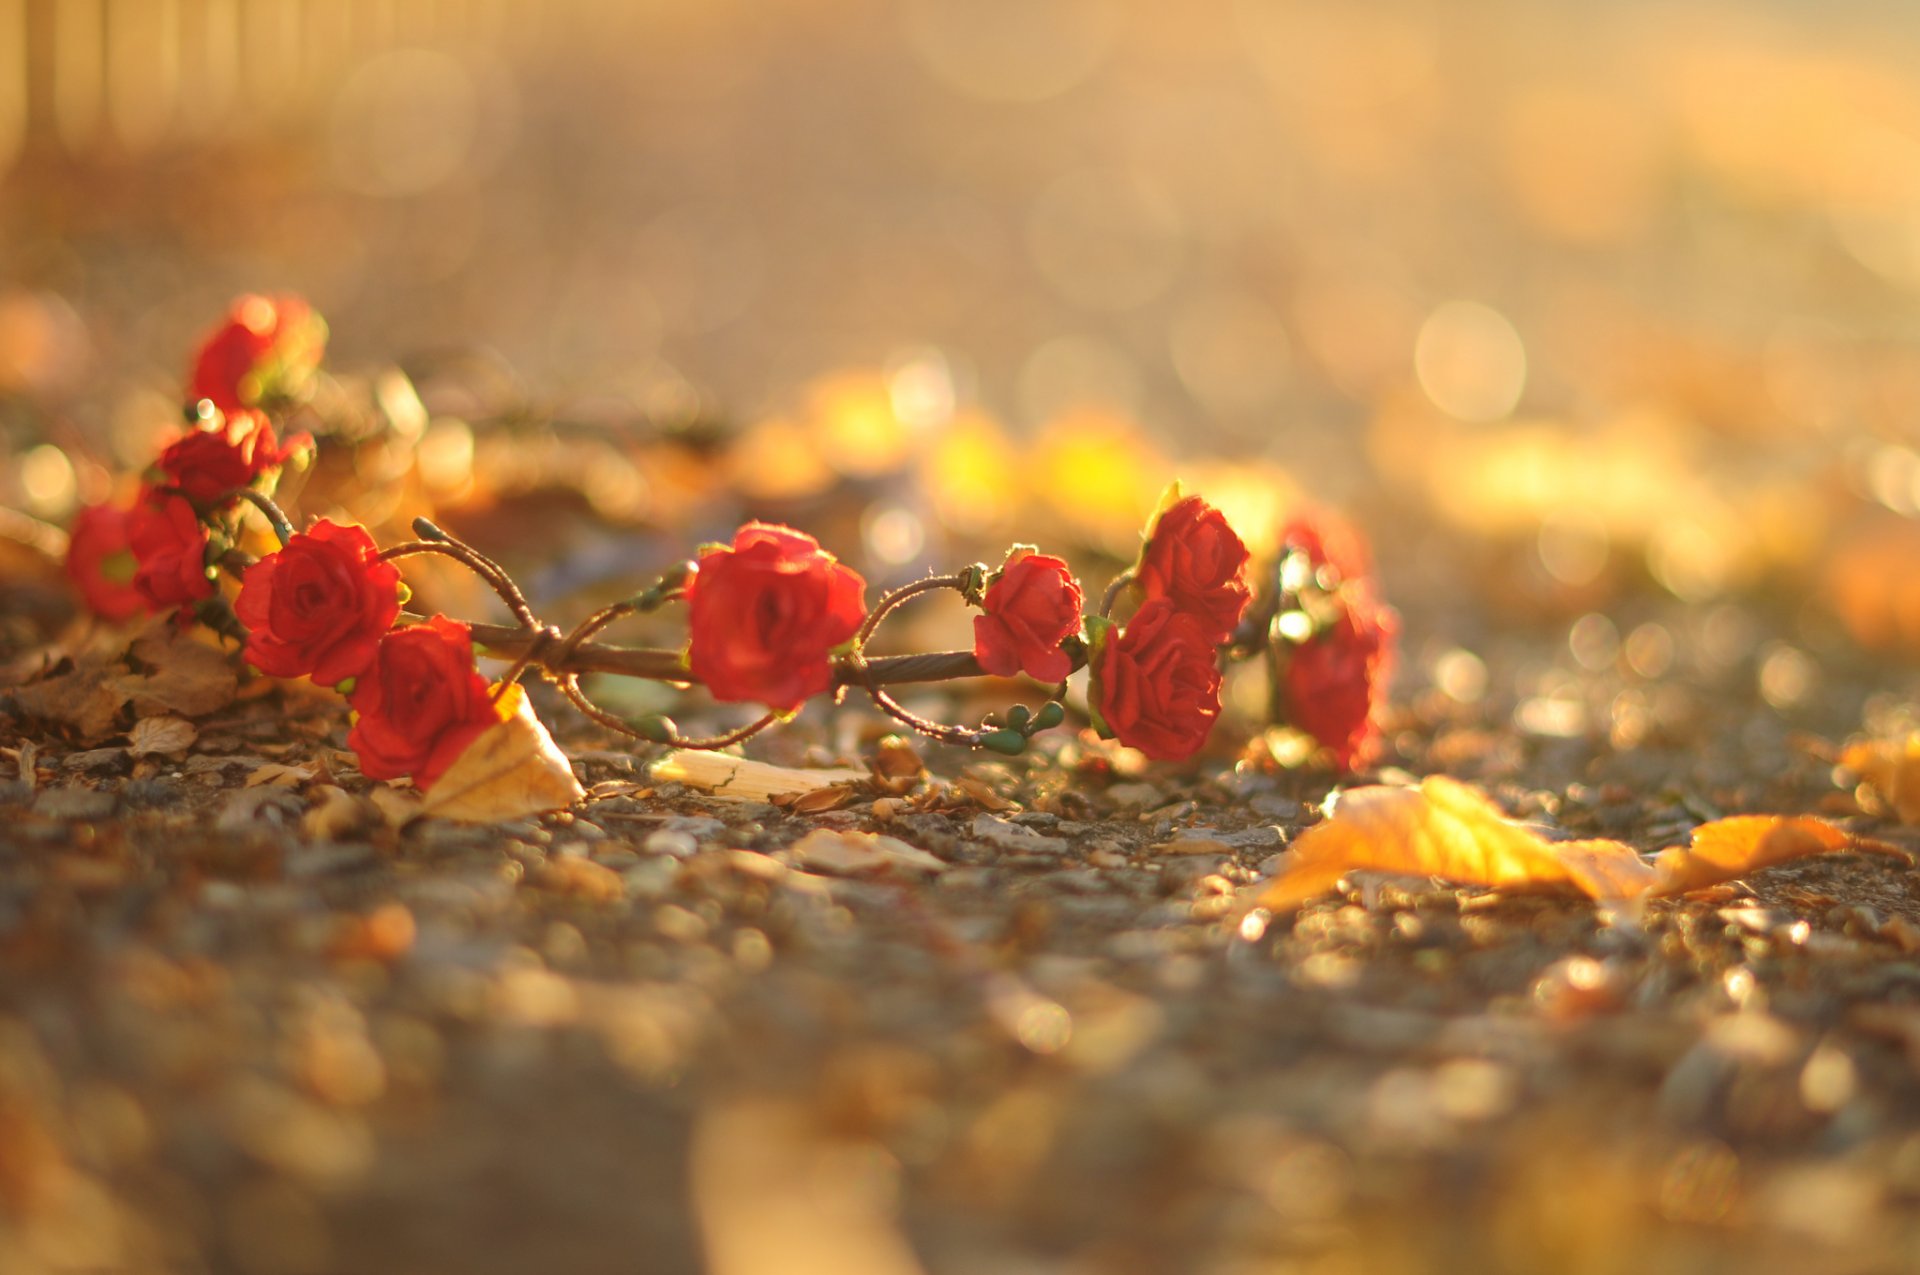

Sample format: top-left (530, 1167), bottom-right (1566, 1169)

top-left (7, 665), bottom-right (127, 741)
top-left (788, 828), bottom-right (947, 876)
top-left (1649, 816), bottom-right (1907, 895)
top-left (421, 684), bottom-right (586, 822)
top-left (1256, 776), bottom-right (1897, 911)
top-left (1256, 778), bottom-right (1647, 910)
top-left (128, 715), bottom-right (196, 757)
top-left (246, 762), bottom-right (319, 788)
top-left (1840, 734), bottom-right (1920, 824)
top-left (777, 783), bottom-right (866, 814)
top-left (115, 629), bottom-right (238, 718)
top-left (651, 751), bottom-right (867, 803)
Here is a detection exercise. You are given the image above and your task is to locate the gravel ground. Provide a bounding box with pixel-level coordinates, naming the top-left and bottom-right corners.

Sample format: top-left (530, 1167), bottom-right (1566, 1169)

top-left (6, 625), bottom-right (1920, 1275)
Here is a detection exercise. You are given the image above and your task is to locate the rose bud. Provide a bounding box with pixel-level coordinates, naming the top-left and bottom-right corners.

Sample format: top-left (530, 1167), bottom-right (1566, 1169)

top-left (127, 489), bottom-right (214, 614)
top-left (1088, 598), bottom-right (1224, 762)
top-left (65, 501), bottom-right (150, 622)
top-left (1283, 594), bottom-right (1397, 771)
top-left (973, 549), bottom-right (1083, 683)
top-left (347, 616), bottom-right (499, 789)
top-left (188, 293), bottom-right (328, 414)
top-left (156, 408), bottom-right (306, 512)
top-left (684, 523), bottom-right (867, 712)
top-left (1279, 509), bottom-right (1376, 593)
top-left (235, 519), bottom-right (404, 686)
top-left (1135, 490), bottom-right (1252, 643)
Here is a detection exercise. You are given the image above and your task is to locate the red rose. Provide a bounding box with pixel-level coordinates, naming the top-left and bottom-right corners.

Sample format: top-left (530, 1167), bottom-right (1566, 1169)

top-left (685, 523), bottom-right (866, 711)
top-left (1280, 509), bottom-right (1374, 592)
top-left (1284, 595), bottom-right (1397, 771)
top-left (65, 501), bottom-right (149, 622)
top-left (188, 294), bottom-right (327, 413)
top-left (236, 519), bottom-right (403, 686)
top-left (973, 550), bottom-right (1083, 683)
top-left (1135, 493), bottom-right (1251, 642)
top-left (156, 408), bottom-right (305, 511)
top-left (1090, 598), bottom-right (1223, 761)
top-left (347, 616), bottom-right (498, 788)
top-left (127, 490), bottom-right (214, 613)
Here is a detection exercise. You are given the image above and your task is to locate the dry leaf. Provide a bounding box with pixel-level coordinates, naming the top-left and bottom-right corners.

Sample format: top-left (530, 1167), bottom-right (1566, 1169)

top-left (246, 762), bottom-right (319, 789)
top-left (1840, 735), bottom-right (1920, 824)
top-left (1256, 776), bottom-right (1899, 911)
top-left (955, 776), bottom-right (1019, 813)
top-left (778, 783), bottom-right (866, 814)
top-left (303, 785), bottom-right (377, 841)
top-left (1648, 816), bottom-right (1906, 895)
top-left (114, 629), bottom-right (237, 718)
top-left (420, 684), bottom-right (586, 823)
top-left (7, 666), bottom-right (126, 741)
top-left (128, 715), bottom-right (196, 758)
top-left (869, 735), bottom-right (927, 794)
top-left (788, 828), bottom-right (947, 877)
top-left (1257, 778), bottom-right (1647, 911)
top-left (368, 784), bottom-right (423, 828)
top-left (651, 752), bottom-right (868, 803)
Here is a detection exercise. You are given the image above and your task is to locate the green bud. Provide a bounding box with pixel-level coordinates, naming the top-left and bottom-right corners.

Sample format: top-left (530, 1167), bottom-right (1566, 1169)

top-left (335, 676), bottom-right (357, 697)
top-left (978, 729), bottom-right (1028, 756)
top-left (412, 517), bottom-right (451, 542)
top-left (634, 714), bottom-right (678, 744)
top-left (1007, 704), bottom-right (1032, 732)
top-left (1031, 701), bottom-right (1066, 732)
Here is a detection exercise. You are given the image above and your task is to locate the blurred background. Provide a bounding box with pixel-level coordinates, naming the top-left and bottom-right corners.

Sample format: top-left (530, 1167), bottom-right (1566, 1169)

top-left (9, 0), bottom-right (1920, 738)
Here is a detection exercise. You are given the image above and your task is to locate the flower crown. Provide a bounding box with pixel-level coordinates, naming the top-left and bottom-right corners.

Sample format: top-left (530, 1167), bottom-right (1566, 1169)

top-left (62, 296), bottom-right (1398, 820)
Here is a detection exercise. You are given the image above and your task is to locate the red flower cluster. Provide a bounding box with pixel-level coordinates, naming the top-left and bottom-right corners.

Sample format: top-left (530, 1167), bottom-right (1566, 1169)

top-left (127, 492), bottom-right (214, 614)
top-left (685, 524), bottom-right (867, 712)
top-left (235, 520), bottom-right (403, 686)
top-left (156, 408), bottom-right (307, 512)
top-left (64, 502), bottom-right (148, 623)
top-left (973, 550), bottom-right (1082, 683)
top-left (1090, 600), bottom-right (1222, 761)
top-left (1277, 511), bottom-right (1398, 770)
top-left (346, 616), bottom-right (499, 789)
top-left (1087, 491), bottom-right (1250, 761)
top-left (188, 293), bottom-right (327, 414)
top-left (1135, 494), bottom-right (1251, 643)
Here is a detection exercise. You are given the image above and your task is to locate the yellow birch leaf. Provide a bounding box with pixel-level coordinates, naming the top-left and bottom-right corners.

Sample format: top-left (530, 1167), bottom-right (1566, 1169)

top-left (1257, 777), bottom-right (1643, 911)
top-left (1840, 735), bottom-right (1920, 825)
top-left (1648, 816), bottom-right (1909, 896)
top-left (420, 684), bottom-right (585, 823)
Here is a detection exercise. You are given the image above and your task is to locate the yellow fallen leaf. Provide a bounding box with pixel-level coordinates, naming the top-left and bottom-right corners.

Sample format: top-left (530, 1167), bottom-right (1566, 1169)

top-left (1649, 816), bottom-right (1907, 896)
top-left (1257, 777), bottom-right (1649, 910)
top-left (1256, 776), bottom-right (1901, 911)
top-left (420, 684), bottom-right (586, 823)
top-left (650, 751), bottom-right (868, 803)
top-left (246, 762), bottom-right (318, 788)
top-left (1840, 735), bottom-right (1920, 824)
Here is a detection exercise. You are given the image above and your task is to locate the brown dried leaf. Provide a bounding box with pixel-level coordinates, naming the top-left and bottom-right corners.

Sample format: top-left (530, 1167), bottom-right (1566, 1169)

top-left (8, 665), bottom-right (126, 742)
top-left (779, 783), bottom-right (866, 814)
top-left (651, 751), bottom-right (868, 803)
top-left (1257, 778), bottom-right (1652, 911)
top-left (789, 828), bottom-right (946, 877)
top-left (114, 629), bottom-right (237, 718)
top-left (1840, 735), bottom-right (1920, 824)
top-left (954, 775), bottom-right (1019, 813)
top-left (1648, 816), bottom-right (1907, 896)
top-left (128, 715), bottom-right (196, 758)
top-left (420, 685), bottom-right (586, 823)
top-left (869, 735), bottom-right (927, 794)
top-left (246, 762), bottom-right (319, 789)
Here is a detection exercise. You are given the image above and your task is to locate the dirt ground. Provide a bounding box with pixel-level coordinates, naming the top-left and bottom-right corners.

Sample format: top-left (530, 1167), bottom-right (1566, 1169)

top-left (6, 596), bottom-right (1920, 1275)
